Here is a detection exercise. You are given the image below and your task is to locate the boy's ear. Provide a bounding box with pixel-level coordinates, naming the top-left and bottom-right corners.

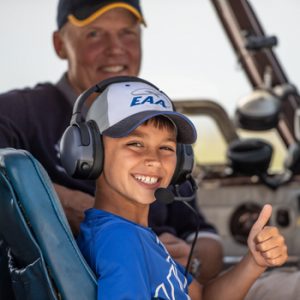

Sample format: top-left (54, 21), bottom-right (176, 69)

top-left (53, 31), bottom-right (67, 59)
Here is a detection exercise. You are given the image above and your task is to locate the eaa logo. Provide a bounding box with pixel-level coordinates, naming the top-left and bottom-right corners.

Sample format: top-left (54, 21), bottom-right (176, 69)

top-left (130, 88), bottom-right (171, 108)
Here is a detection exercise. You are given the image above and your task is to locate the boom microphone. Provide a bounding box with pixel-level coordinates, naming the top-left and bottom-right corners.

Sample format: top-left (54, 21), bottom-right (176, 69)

top-left (154, 177), bottom-right (200, 278)
top-left (154, 176), bottom-right (198, 204)
top-left (154, 188), bottom-right (175, 204)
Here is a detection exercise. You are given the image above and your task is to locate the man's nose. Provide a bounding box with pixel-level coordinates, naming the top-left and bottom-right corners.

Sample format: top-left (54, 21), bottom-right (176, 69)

top-left (106, 35), bottom-right (125, 55)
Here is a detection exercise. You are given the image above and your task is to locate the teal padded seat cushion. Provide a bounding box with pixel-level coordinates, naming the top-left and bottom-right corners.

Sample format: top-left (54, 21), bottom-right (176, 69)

top-left (0, 148), bottom-right (97, 300)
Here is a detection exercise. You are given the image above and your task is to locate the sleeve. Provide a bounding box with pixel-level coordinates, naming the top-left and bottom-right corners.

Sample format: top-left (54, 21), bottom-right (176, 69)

top-left (167, 199), bottom-right (218, 239)
top-left (149, 198), bottom-right (218, 238)
top-left (92, 224), bottom-right (151, 300)
top-left (0, 90), bottom-right (32, 149)
top-left (149, 181), bottom-right (218, 238)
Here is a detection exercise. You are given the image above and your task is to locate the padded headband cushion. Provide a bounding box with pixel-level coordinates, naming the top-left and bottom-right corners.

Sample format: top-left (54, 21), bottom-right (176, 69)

top-left (235, 89), bottom-right (280, 131)
top-left (227, 138), bottom-right (273, 176)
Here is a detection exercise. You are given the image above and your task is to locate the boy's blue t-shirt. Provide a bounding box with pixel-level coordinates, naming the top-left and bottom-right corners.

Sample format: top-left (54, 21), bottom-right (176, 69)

top-left (77, 208), bottom-right (193, 300)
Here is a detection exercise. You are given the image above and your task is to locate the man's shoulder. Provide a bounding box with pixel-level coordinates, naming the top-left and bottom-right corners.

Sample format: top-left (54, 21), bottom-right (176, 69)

top-left (0, 82), bottom-right (62, 102)
top-left (1, 82), bottom-right (55, 94)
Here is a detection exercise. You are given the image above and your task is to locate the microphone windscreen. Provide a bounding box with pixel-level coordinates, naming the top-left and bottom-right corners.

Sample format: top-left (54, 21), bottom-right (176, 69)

top-left (154, 188), bottom-right (174, 204)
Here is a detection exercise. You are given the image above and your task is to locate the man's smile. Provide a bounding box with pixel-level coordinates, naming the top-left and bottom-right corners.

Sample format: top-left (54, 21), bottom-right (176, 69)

top-left (100, 65), bottom-right (126, 73)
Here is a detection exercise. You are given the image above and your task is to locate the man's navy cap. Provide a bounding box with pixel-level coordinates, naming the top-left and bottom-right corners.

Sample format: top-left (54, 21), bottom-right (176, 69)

top-left (57, 0), bottom-right (145, 29)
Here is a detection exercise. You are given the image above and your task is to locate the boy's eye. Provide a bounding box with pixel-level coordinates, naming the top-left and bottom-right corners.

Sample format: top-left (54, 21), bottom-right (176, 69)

top-left (127, 142), bottom-right (143, 148)
top-left (160, 146), bottom-right (176, 152)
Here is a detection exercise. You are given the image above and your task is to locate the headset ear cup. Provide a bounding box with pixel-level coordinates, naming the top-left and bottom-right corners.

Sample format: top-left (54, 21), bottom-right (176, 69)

top-left (85, 120), bottom-right (104, 179)
top-left (60, 124), bottom-right (85, 177)
top-left (171, 144), bottom-right (194, 185)
top-left (60, 122), bottom-right (97, 179)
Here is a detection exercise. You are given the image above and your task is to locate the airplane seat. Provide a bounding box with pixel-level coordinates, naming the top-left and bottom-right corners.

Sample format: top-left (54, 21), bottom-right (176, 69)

top-left (0, 148), bottom-right (97, 300)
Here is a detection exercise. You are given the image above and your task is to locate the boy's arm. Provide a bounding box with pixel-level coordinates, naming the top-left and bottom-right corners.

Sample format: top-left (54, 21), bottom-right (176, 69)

top-left (202, 253), bottom-right (265, 300)
top-left (201, 204), bottom-right (288, 300)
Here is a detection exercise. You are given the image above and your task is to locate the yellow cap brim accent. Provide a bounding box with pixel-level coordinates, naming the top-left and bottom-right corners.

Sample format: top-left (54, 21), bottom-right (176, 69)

top-left (68, 3), bottom-right (146, 27)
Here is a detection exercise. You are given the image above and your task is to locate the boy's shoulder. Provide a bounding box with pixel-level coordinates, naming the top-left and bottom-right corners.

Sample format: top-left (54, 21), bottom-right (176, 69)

top-left (83, 209), bottom-right (152, 242)
top-left (79, 209), bottom-right (156, 263)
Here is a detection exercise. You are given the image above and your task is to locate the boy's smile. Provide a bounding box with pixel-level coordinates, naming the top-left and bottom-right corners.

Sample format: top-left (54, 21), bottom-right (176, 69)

top-left (133, 174), bottom-right (159, 185)
top-left (95, 119), bottom-right (177, 224)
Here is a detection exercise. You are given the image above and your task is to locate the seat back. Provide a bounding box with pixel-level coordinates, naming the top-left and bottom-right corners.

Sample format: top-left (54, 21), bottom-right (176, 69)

top-left (0, 148), bottom-right (97, 300)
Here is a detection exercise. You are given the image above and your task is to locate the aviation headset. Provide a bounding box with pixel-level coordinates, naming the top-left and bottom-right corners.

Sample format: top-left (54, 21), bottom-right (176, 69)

top-left (60, 76), bottom-right (194, 184)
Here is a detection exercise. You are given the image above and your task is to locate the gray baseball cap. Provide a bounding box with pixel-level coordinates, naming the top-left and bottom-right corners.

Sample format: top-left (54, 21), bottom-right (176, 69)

top-left (86, 81), bottom-right (197, 144)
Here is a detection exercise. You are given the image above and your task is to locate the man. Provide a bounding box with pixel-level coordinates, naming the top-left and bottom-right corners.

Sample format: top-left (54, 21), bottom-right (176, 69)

top-left (0, 0), bottom-right (223, 293)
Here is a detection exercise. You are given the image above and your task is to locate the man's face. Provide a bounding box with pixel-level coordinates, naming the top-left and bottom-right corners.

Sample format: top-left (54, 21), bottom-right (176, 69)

top-left (56, 8), bottom-right (142, 94)
top-left (99, 121), bottom-right (177, 210)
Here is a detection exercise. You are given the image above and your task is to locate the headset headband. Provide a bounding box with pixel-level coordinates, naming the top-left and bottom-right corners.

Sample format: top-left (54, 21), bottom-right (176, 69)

top-left (71, 76), bottom-right (162, 125)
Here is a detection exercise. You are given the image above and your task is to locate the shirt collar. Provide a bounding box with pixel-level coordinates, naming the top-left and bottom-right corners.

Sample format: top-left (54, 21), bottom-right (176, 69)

top-left (55, 73), bottom-right (93, 117)
top-left (56, 73), bottom-right (78, 106)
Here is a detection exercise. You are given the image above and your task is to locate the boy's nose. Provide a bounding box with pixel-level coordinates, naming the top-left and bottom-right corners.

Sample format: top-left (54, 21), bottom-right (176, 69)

top-left (144, 159), bottom-right (161, 168)
top-left (144, 150), bottom-right (161, 168)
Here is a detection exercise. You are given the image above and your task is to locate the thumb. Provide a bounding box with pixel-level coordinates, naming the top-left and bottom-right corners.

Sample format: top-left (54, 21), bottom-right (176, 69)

top-left (249, 204), bottom-right (272, 237)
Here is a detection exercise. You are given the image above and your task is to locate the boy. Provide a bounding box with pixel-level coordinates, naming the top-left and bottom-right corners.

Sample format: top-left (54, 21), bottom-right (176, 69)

top-left (76, 77), bottom-right (288, 299)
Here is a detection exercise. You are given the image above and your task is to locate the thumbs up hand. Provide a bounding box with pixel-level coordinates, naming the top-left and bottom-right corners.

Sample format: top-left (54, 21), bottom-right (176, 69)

top-left (247, 204), bottom-right (288, 268)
